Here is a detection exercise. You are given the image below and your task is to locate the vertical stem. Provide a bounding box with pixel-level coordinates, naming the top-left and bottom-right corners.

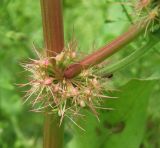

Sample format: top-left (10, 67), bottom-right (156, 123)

top-left (40, 0), bottom-right (64, 148)
top-left (43, 114), bottom-right (64, 148)
top-left (41, 0), bottom-right (64, 56)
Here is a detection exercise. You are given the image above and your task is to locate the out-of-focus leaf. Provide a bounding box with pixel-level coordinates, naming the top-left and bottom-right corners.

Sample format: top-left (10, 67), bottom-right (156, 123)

top-left (67, 79), bottom-right (156, 148)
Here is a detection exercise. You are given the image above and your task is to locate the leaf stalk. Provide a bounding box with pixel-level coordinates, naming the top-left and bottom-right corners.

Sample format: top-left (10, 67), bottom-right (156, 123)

top-left (64, 21), bottom-right (147, 79)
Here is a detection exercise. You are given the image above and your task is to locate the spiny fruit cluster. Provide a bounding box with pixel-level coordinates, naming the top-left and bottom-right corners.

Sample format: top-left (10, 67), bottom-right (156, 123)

top-left (21, 40), bottom-right (111, 126)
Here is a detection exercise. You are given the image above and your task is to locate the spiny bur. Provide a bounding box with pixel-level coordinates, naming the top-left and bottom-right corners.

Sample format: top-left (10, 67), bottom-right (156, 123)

top-left (20, 40), bottom-right (113, 129)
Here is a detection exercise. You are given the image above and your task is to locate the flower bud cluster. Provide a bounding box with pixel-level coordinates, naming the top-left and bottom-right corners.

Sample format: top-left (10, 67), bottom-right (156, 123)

top-left (21, 41), bottom-right (109, 124)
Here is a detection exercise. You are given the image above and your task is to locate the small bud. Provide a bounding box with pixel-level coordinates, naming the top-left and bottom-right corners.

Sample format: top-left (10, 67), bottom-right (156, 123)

top-left (53, 84), bottom-right (59, 92)
top-left (85, 89), bottom-right (91, 95)
top-left (55, 52), bottom-right (64, 62)
top-left (71, 51), bottom-right (76, 58)
top-left (91, 78), bottom-right (98, 87)
top-left (81, 70), bottom-right (90, 77)
top-left (41, 59), bottom-right (49, 67)
top-left (72, 88), bottom-right (79, 96)
top-left (43, 77), bottom-right (53, 85)
top-left (58, 110), bottom-right (62, 116)
top-left (62, 79), bottom-right (66, 84)
top-left (80, 100), bottom-right (85, 107)
top-left (34, 59), bottom-right (49, 67)
top-left (65, 93), bottom-right (70, 97)
top-left (88, 97), bottom-right (91, 101)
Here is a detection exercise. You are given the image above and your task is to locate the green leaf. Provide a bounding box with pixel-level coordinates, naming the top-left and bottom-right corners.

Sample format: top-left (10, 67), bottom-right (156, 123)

top-left (67, 79), bottom-right (156, 148)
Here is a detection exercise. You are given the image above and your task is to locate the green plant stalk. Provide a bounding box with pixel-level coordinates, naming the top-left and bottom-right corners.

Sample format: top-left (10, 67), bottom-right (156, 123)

top-left (99, 36), bottom-right (159, 75)
top-left (43, 114), bottom-right (64, 148)
top-left (40, 0), bottom-right (64, 148)
top-left (64, 21), bottom-right (147, 79)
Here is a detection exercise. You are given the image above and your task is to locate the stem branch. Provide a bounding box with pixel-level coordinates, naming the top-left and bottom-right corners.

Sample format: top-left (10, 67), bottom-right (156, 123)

top-left (43, 114), bottom-right (64, 148)
top-left (100, 37), bottom-right (159, 75)
top-left (64, 21), bottom-right (147, 79)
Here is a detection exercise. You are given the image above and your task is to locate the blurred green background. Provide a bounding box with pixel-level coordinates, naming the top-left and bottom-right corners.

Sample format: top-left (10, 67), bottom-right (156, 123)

top-left (0, 0), bottom-right (160, 148)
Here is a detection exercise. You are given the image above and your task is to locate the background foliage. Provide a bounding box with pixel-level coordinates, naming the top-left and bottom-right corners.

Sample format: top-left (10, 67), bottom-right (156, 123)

top-left (0, 0), bottom-right (160, 148)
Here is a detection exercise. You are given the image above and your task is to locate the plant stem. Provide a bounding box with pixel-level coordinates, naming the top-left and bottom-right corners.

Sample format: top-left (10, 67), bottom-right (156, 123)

top-left (99, 37), bottom-right (159, 75)
top-left (43, 114), bottom-right (64, 148)
top-left (99, 28), bottom-right (160, 74)
top-left (64, 21), bottom-right (147, 79)
top-left (40, 0), bottom-right (64, 148)
top-left (41, 0), bottom-right (64, 56)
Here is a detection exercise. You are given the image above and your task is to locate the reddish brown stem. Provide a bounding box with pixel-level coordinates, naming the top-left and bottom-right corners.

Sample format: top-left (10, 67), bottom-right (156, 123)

top-left (40, 0), bottom-right (64, 148)
top-left (41, 0), bottom-right (64, 56)
top-left (64, 21), bottom-right (146, 79)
